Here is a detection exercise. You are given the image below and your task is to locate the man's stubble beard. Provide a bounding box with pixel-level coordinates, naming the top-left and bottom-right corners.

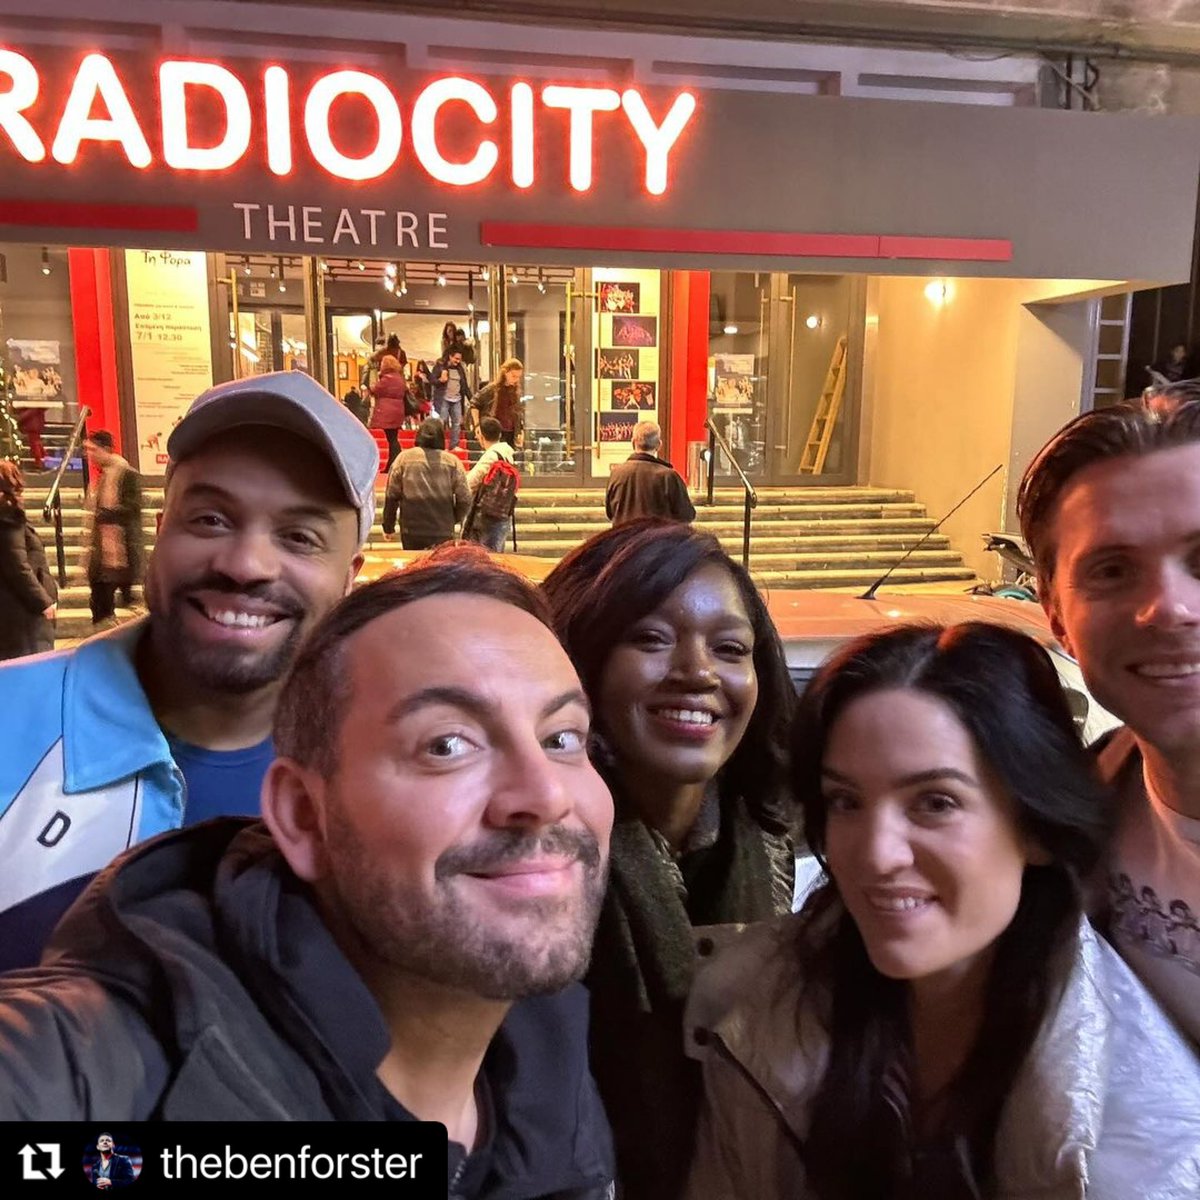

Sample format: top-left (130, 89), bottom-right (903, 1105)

top-left (145, 574), bottom-right (307, 695)
top-left (324, 807), bottom-right (608, 1001)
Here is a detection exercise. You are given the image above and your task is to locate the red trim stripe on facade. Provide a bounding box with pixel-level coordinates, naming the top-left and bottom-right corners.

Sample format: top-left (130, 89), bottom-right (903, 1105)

top-left (0, 200), bottom-right (198, 233)
top-left (482, 222), bottom-right (1012, 262)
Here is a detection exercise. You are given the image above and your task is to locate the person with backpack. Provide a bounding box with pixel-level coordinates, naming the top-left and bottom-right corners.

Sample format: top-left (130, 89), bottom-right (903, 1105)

top-left (465, 416), bottom-right (520, 553)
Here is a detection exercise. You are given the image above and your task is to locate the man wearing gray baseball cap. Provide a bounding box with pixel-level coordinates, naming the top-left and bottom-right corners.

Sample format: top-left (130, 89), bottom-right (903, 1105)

top-left (0, 371), bottom-right (380, 970)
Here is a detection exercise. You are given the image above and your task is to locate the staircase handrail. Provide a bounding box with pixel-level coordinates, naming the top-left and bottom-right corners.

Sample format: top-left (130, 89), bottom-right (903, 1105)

top-left (703, 417), bottom-right (757, 570)
top-left (41, 406), bottom-right (91, 523)
top-left (42, 406), bottom-right (90, 586)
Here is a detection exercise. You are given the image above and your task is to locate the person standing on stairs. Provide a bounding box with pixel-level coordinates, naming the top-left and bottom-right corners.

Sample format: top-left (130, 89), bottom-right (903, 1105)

top-left (83, 431), bottom-right (144, 627)
top-left (0, 371), bottom-right (378, 972)
top-left (606, 420), bottom-right (696, 528)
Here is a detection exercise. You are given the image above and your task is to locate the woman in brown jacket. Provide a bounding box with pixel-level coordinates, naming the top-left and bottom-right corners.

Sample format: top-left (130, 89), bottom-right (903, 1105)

top-left (470, 358), bottom-right (524, 447)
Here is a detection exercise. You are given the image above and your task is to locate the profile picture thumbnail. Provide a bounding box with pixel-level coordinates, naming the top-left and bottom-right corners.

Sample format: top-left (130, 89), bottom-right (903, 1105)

top-left (82, 1132), bottom-right (142, 1189)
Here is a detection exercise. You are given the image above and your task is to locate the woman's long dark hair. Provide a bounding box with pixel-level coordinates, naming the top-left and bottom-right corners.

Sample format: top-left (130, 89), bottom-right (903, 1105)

top-left (541, 518), bottom-right (795, 835)
top-left (793, 623), bottom-right (1113, 1199)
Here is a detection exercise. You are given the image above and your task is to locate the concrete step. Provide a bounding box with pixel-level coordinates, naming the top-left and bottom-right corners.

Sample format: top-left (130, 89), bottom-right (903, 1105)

top-left (749, 566), bottom-right (977, 588)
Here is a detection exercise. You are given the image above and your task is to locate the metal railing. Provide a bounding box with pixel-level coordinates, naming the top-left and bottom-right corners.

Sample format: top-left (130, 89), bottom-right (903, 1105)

top-left (42, 406), bottom-right (91, 586)
top-left (703, 417), bottom-right (758, 569)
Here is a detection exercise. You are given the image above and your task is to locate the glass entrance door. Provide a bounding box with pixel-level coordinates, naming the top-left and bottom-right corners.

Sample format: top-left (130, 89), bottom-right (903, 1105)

top-left (706, 272), bottom-right (861, 486)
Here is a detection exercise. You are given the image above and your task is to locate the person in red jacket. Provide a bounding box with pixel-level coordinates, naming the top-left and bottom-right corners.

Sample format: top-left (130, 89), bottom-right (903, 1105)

top-left (371, 354), bottom-right (409, 473)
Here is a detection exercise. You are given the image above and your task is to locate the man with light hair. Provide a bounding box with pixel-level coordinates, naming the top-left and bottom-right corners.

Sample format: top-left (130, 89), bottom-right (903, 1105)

top-left (605, 420), bottom-right (696, 527)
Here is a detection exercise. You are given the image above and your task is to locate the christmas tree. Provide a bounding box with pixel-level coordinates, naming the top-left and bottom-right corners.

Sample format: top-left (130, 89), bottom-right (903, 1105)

top-left (0, 355), bottom-right (23, 464)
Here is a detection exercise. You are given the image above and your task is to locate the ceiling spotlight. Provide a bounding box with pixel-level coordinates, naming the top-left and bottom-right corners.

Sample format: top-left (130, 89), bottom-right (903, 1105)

top-left (723, 324), bottom-right (738, 335)
top-left (40, 246), bottom-right (50, 275)
top-left (242, 259), bottom-right (252, 276)
top-left (435, 264), bottom-right (447, 287)
top-left (384, 262), bottom-right (397, 278)
top-left (356, 260), bottom-right (366, 271)
top-left (467, 301), bottom-right (475, 313)
top-left (804, 314), bottom-right (822, 329)
top-left (384, 278), bottom-right (394, 293)
top-left (479, 266), bottom-right (490, 281)
top-left (537, 269), bottom-right (546, 294)
top-left (509, 270), bottom-right (519, 285)
top-left (278, 278), bottom-right (286, 293)
top-left (269, 263), bottom-right (276, 279)
top-left (319, 259), bottom-right (329, 274)
top-left (398, 280), bottom-right (408, 296)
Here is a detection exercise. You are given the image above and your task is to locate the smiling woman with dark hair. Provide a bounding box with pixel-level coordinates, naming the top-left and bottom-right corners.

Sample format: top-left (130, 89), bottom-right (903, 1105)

top-left (685, 622), bottom-right (1200, 1200)
top-left (542, 519), bottom-right (796, 1200)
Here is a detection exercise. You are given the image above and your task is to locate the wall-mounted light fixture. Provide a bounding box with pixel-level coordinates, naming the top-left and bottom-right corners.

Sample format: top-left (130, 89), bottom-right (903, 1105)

top-left (40, 246), bottom-right (50, 275)
top-left (722, 324), bottom-right (738, 335)
top-left (805, 314), bottom-right (822, 330)
top-left (924, 279), bottom-right (952, 306)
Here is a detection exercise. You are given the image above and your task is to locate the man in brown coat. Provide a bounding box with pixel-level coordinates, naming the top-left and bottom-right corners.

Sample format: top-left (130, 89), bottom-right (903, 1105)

top-left (605, 420), bottom-right (695, 527)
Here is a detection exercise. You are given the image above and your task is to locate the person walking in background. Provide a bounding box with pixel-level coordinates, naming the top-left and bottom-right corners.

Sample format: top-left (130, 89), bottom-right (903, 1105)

top-left (471, 357), bottom-right (525, 448)
top-left (383, 416), bottom-right (471, 550)
top-left (370, 354), bottom-right (409, 473)
top-left (606, 421), bottom-right (696, 527)
top-left (84, 431), bottom-right (143, 627)
top-left (14, 403), bottom-right (45, 469)
top-left (433, 348), bottom-right (471, 450)
top-left (342, 385), bottom-right (368, 427)
top-left (465, 416), bottom-right (520, 552)
top-left (441, 319), bottom-right (474, 363)
top-left (0, 459), bottom-right (56, 660)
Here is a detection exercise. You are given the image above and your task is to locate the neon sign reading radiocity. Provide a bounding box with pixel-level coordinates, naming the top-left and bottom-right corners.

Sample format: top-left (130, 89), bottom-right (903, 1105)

top-left (0, 49), bottom-right (697, 195)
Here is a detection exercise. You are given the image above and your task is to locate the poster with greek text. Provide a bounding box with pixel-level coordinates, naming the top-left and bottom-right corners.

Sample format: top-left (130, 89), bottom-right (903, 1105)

top-left (125, 249), bottom-right (214, 472)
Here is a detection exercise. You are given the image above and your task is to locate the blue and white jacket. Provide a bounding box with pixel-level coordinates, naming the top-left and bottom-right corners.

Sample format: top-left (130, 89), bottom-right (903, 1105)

top-left (0, 619), bottom-right (184, 964)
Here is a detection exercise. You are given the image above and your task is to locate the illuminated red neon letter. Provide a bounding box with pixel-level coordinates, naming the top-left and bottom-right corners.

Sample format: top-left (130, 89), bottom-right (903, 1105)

top-left (263, 66), bottom-right (292, 176)
top-left (542, 85), bottom-right (620, 192)
top-left (160, 61), bottom-right (251, 171)
top-left (304, 70), bottom-right (401, 181)
top-left (411, 77), bottom-right (498, 187)
top-left (510, 82), bottom-right (534, 189)
top-left (0, 49), bottom-right (45, 162)
top-left (51, 53), bottom-right (151, 168)
top-left (621, 90), bottom-right (695, 196)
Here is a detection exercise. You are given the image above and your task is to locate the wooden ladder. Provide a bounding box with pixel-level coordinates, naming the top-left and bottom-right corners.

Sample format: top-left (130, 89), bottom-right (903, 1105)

top-left (799, 335), bottom-right (848, 475)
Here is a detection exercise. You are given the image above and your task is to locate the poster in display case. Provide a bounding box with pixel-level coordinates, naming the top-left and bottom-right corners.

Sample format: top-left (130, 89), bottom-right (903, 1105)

top-left (609, 380), bottom-right (657, 410)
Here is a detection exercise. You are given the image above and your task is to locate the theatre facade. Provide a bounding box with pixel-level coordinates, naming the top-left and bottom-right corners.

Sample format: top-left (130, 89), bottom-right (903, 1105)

top-left (0, 0), bottom-right (1196, 572)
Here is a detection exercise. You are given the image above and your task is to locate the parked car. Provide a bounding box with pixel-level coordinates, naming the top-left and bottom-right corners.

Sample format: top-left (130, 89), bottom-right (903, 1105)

top-left (767, 589), bottom-right (1119, 745)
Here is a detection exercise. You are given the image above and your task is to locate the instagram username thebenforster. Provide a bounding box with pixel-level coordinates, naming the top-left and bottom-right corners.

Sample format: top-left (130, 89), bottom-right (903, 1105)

top-left (161, 1144), bottom-right (423, 1181)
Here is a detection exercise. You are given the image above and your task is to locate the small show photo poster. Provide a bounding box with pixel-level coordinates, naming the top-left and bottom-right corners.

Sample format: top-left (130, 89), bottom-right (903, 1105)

top-left (125, 249), bottom-right (214, 472)
top-left (597, 349), bottom-right (639, 379)
top-left (599, 412), bottom-right (640, 442)
top-left (6, 340), bottom-right (63, 405)
top-left (605, 314), bottom-right (658, 349)
top-left (610, 380), bottom-right (657, 410)
top-left (598, 280), bottom-right (641, 314)
top-left (710, 353), bottom-right (757, 412)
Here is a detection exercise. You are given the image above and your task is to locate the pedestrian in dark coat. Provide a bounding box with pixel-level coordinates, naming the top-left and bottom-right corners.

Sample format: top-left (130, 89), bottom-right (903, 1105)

top-left (605, 421), bottom-right (696, 527)
top-left (0, 459), bottom-right (56, 659)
